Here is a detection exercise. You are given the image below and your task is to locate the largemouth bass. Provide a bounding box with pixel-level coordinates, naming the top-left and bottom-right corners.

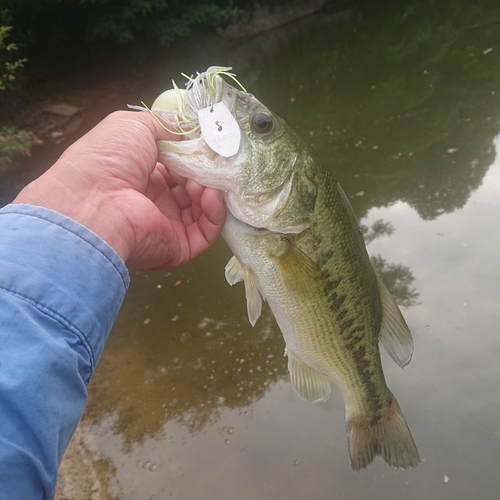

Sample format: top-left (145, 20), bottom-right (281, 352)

top-left (153, 67), bottom-right (419, 470)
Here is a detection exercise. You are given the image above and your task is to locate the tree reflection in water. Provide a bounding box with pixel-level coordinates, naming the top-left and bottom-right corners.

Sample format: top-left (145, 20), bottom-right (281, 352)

top-left (83, 262), bottom-right (288, 450)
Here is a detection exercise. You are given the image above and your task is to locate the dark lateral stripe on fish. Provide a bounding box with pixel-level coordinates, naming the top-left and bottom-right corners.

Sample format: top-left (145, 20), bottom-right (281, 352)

top-left (349, 346), bottom-right (385, 416)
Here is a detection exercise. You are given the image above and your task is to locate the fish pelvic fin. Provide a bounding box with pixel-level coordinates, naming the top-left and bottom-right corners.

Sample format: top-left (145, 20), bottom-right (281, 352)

top-left (225, 256), bottom-right (263, 326)
top-left (346, 396), bottom-right (420, 471)
top-left (287, 350), bottom-right (331, 403)
top-left (377, 275), bottom-right (414, 368)
top-left (225, 255), bottom-right (244, 285)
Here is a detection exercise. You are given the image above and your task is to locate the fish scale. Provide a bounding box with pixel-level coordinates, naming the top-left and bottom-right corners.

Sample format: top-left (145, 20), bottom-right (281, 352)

top-left (155, 66), bottom-right (420, 471)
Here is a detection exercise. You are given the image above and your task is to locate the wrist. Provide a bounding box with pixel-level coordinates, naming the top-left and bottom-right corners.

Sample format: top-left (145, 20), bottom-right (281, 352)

top-left (13, 175), bottom-right (134, 263)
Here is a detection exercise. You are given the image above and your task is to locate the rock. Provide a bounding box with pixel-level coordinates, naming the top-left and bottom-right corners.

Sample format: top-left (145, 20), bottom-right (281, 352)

top-left (43, 103), bottom-right (80, 118)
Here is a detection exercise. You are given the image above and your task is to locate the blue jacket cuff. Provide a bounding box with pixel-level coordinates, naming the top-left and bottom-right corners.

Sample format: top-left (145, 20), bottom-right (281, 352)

top-left (0, 203), bottom-right (130, 383)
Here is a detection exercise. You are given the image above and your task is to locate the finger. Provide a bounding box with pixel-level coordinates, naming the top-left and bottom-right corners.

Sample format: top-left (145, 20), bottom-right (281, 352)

top-left (145, 167), bottom-right (169, 201)
top-left (170, 184), bottom-right (193, 210)
top-left (168, 170), bottom-right (188, 187)
top-left (148, 165), bottom-right (191, 216)
top-left (184, 179), bottom-right (206, 220)
top-left (159, 166), bottom-right (188, 189)
top-left (185, 188), bottom-right (226, 259)
top-left (201, 188), bottom-right (226, 235)
top-left (185, 178), bottom-right (205, 203)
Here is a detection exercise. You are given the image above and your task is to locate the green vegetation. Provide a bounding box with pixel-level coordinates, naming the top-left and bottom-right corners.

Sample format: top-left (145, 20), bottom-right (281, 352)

top-left (0, 1), bottom-right (326, 59)
top-left (0, 0), bottom-right (253, 60)
top-left (0, 0), bottom-right (326, 159)
top-left (0, 126), bottom-right (41, 157)
top-left (0, 24), bottom-right (35, 158)
top-left (80, 0), bottom-right (243, 46)
top-left (0, 0), bottom-right (329, 83)
top-left (0, 25), bottom-right (26, 91)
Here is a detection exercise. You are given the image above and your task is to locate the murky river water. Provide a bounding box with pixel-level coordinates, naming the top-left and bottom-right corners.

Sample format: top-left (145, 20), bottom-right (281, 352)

top-left (4, 1), bottom-right (500, 498)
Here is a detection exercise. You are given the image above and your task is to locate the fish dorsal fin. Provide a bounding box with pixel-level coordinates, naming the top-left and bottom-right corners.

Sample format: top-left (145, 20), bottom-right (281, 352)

top-left (225, 255), bottom-right (263, 326)
top-left (377, 276), bottom-right (414, 368)
top-left (287, 350), bottom-right (331, 403)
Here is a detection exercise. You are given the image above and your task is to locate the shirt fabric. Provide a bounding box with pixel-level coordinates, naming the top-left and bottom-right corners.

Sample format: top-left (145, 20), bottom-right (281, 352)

top-left (0, 204), bottom-right (130, 499)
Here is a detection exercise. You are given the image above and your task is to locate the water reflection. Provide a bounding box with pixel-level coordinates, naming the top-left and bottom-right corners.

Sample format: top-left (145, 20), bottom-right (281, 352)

top-left (84, 244), bottom-right (288, 448)
top-left (361, 220), bottom-right (420, 306)
top-left (226, 0), bottom-right (500, 220)
top-left (362, 219), bottom-right (395, 244)
top-left (371, 255), bottom-right (419, 308)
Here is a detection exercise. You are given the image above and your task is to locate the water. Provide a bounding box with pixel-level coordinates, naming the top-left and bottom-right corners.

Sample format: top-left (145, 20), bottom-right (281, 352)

top-left (6, 1), bottom-right (500, 498)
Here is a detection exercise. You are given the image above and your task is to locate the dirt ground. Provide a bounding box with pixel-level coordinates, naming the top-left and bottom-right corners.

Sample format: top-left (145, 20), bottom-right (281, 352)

top-left (55, 425), bottom-right (116, 500)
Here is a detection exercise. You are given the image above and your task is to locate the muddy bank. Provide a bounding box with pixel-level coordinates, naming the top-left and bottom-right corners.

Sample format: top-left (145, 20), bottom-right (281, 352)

top-left (55, 425), bottom-right (115, 500)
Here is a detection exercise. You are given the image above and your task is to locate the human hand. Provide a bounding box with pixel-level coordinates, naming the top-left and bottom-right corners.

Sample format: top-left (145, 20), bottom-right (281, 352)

top-left (13, 111), bottom-right (226, 270)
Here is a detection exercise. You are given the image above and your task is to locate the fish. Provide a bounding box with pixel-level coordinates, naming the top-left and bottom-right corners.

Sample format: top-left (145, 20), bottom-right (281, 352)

top-left (152, 67), bottom-right (420, 471)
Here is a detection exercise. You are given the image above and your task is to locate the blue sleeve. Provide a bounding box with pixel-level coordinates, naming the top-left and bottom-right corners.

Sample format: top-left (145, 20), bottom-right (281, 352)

top-left (0, 204), bottom-right (130, 499)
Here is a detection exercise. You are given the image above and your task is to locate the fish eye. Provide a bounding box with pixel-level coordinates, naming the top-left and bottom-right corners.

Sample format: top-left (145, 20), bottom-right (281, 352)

top-left (252, 112), bottom-right (274, 135)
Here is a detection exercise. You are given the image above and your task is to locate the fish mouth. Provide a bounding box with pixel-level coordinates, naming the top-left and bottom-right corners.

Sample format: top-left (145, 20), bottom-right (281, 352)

top-left (154, 67), bottom-right (248, 190)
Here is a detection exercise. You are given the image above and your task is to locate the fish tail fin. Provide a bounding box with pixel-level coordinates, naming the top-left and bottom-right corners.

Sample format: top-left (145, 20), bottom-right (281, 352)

top-left (346, 396), bottom-right (420, 471)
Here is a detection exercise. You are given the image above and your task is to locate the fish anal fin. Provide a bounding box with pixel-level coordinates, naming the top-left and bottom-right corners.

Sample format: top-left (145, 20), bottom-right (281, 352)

top-left (347, 396), bottom-right (420, 471)
top-left (377, 276), bottom-right (414, 368)
top-left (287, 350), bottom-right (331, 403)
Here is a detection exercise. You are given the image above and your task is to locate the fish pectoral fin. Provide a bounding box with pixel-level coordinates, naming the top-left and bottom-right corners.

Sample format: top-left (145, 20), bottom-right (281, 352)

top-left (269, 237), bottom-right (324, 296)
top-left (225, 256), bottom-right (263, 326)
top-left (377, 276), bottom-right (414, 368)
top-left (225, 256), bottom-right (245, 285)
top-left (287, 350), bottom-right (331, 403)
